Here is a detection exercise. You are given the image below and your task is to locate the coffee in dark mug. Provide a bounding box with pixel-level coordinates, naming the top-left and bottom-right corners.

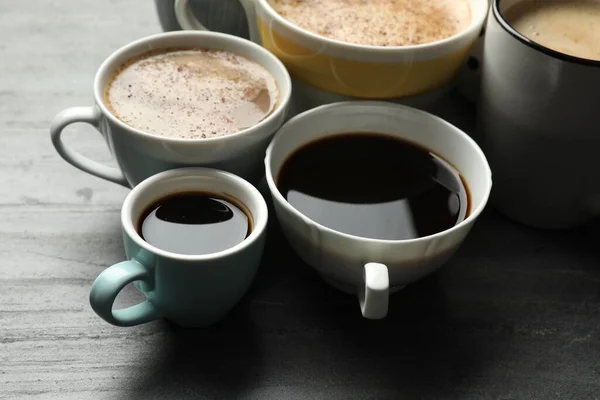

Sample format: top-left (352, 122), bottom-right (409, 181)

top-left (503, 0), bottom-right (600, 62)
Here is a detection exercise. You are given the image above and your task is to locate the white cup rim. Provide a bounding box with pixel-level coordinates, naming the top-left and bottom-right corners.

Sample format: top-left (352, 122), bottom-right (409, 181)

top-left (255, 0), bottom-right (489, 53)
top-left (93, 31), bottom-right (292, 144)
top-left (121, 167), bottom-right (269, 261)
top-left (264, 101), bottom-right (493, 245)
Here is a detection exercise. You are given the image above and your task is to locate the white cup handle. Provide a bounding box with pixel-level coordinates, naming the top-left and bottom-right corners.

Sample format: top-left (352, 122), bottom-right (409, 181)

top-left (50, 106), bottom-right (129, 187)
top-left (359, 262), bottom-right (389, 319)
top-left (174, 0), bottom-right (261, 43)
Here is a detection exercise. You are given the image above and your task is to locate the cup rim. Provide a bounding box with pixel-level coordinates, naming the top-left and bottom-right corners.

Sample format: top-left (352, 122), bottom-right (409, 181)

top-left (493, 0), bottom-right (600, 67)
top-left (264, 101), bottom-right (493, 245)
top-left (93, 31), bottom-right (292, 144)
top-left (256, 0), bottom-right (489, 53)
top-left (121, 167), bottom-right (269, 261)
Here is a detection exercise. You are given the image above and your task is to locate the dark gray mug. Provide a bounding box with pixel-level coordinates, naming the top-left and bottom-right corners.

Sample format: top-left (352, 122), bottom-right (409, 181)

top-left (154, 0), bottom-right (249, 39)
top-left (479, 0), bottom-right (600, 229)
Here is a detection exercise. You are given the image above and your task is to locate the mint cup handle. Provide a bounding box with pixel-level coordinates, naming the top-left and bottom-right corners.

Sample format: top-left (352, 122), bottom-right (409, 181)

top-left (358, 262), bottom-right (389, 319)
top-left (89, 260), bottom-right (162, 327)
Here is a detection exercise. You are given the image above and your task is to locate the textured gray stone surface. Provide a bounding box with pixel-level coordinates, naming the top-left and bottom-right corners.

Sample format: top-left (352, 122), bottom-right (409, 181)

top-left (1, 0), bottom-right (599, 398)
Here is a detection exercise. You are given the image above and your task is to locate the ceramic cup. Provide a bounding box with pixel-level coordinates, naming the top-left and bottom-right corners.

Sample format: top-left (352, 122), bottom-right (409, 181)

top-left (264, 102), bottom-right (492, 319)
top-left (479, 0), bottom-right (600, 229)
top-left (154, 0), bottom-right (249, 38)
top-left (50, 31), bottom-right (291, 188)
top-left (175, 0), bottom-right (488, 100)
top-left (89, 167), bottom-right (268, 327)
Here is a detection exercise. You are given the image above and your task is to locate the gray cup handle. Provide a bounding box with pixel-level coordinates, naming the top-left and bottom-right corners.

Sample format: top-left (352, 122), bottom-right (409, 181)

top-left (174, 0), bottom-right (261, 43)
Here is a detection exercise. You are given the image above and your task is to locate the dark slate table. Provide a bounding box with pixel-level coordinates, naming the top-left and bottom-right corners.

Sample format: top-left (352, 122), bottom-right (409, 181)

top-left (1, 0), bottom-right (599, 398)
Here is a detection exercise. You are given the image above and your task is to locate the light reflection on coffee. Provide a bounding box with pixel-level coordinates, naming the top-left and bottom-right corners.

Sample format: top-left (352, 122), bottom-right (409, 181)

top-left (138, 191), bottom-right (252, 255)
top-left (277, 133), bottom-right (470, 240)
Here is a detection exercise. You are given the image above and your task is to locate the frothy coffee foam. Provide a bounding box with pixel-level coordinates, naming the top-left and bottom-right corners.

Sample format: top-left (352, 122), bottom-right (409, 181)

top-left (505, 0), bottom-right (600, 62)
top-left (268, 0), bottom-right (471, 46)
top-left (105, 49), bottom-right (278, 139)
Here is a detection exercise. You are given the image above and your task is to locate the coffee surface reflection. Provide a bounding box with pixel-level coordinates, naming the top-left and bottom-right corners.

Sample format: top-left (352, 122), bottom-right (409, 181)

top-left (277, 133), bottom-right (470, 240)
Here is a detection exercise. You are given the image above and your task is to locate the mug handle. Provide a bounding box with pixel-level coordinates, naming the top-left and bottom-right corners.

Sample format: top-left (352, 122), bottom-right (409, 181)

top-left (455, 26), bottom-right (486, 103)
top-left (174, 0), bottom-right (261, 43)
top-left (50, 106), bottom-right (129, 187)
top-left (174, 0), bottom-right (209, 30)
top-left (89, 260), bottom-right (163, 327)
top-left (358, 262), bottom-right (389, 319)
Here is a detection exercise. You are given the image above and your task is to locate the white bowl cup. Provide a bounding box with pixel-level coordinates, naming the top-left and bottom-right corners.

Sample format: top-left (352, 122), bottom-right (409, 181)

top-left (264, 102), bottom-right (492, 319)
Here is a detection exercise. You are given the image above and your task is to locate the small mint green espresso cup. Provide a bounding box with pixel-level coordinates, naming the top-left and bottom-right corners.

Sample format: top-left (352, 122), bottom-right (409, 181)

top-left (89, 167), bottom-right (268, 327)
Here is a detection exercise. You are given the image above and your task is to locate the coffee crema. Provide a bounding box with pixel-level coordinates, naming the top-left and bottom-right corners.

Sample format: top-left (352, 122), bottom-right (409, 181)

top-left (105, 48), bottom-right (279, 139)
top-left (268, 0), bottom-right (472, 46)
top-left (505, 0), bottom-right (600, 61)
top-left (277, 133), bottom-right (470, 240)
top-left (138, 192), bottom-right (252, 255)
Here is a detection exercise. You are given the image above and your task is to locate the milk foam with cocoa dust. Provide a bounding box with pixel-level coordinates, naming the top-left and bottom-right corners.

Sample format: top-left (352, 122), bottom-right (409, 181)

top-left (105, 48), bottom-right (279, 139)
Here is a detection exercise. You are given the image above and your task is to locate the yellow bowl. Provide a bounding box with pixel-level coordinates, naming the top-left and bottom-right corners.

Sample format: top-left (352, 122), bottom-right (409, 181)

top-left (253, 0), bottom-right (489, 99)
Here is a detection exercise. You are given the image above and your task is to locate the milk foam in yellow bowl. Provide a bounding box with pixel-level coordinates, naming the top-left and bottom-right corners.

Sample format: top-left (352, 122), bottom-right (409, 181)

top-left (255, 0), bottom-right (489, 98)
